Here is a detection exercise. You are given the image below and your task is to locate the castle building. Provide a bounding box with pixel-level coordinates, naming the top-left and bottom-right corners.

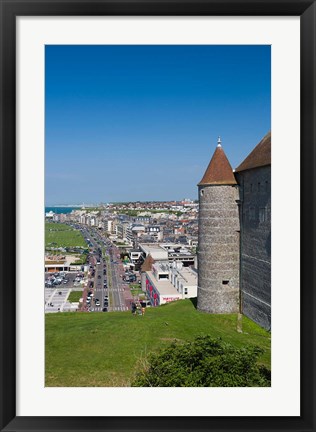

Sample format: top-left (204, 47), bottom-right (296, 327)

top-left (197, 132), bottom-right (271, 330)
top-left (197, 137), bottom-right (240, 314)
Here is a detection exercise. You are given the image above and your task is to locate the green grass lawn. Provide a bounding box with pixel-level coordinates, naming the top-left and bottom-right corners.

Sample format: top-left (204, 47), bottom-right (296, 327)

top-left (46, 223), bottom-right (70, 231)
top-left (45, 299), bottom-right (271, 387)
top-left (45, 222), bottom-right (87, 248)
top-left (67, 291), bottom-right (83, 303)
top-left (130, 285), bottom-right (143, 297)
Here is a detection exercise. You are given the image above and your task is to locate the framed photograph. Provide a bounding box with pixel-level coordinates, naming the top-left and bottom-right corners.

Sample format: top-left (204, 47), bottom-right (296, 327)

top-left (0, 1), bottom-right (315, 431)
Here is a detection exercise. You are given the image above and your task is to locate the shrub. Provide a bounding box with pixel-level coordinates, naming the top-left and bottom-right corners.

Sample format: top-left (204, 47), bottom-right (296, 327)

top-left (132, 335), bottom-right (270, 387)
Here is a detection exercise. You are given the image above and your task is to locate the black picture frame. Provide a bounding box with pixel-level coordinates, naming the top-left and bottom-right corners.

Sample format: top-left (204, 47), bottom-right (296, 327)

top-left (1, 1), bottom-right (315, 431)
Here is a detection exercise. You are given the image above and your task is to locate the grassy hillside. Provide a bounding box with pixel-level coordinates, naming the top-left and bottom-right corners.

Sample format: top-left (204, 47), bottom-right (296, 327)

top-left (45, 299), bottom-right (271, 387)
top-left (45, 222), bottom-right (87, 248)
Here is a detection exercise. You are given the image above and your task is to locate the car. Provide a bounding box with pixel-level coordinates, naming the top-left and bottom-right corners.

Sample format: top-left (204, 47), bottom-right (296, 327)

top-left (98, 275), bottom-right (101, 279)
top-left (102, 307), bottom-right (108, 312)
top-left (95, 300), bottom-right (101, 306)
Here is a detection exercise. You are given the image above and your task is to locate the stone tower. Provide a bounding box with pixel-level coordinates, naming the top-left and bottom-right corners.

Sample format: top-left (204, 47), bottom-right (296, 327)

top-left (197, 138), bottom-right (240, 313)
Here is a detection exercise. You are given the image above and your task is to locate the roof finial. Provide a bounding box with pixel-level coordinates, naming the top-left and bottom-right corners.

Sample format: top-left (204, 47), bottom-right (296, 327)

top-left (217, 136), bottom-right (222, 147)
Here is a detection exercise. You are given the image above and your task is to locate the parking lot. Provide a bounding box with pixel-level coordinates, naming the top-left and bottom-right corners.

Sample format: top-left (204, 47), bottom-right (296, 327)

top-left (45, 271), bottom-right (84, 313)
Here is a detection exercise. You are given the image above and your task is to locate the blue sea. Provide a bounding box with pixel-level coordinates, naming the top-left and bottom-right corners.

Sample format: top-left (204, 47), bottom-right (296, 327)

top-left (45, 207), bottom-right (81, 214)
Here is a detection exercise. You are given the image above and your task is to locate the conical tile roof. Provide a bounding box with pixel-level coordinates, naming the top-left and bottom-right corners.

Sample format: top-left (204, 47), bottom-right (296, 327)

top-left (198, 142), bottom-right (237, 186)
top-left (235, 132), bottom-right (271, 172)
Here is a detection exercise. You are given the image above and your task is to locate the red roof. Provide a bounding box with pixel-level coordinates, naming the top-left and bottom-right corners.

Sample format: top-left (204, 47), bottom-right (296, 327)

top-left (235, 132), bottom-right (271, 172)
top-left (198, 145), bottom-right (237, 186)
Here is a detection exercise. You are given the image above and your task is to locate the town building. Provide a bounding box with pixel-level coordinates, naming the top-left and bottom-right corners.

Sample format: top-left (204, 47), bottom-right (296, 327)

top-left (44, 254), bottom-right (84, 272)
top-left (143, 260), bottom-right (198, 306)
top-left (45, 210), bottom-right (54, 220)
top-left (139, 242), bottom-right (196, 267)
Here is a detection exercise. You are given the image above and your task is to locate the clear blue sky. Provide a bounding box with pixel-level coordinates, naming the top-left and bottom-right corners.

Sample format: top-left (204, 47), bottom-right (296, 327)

top-left (45, 45), bottom-right (270, 205)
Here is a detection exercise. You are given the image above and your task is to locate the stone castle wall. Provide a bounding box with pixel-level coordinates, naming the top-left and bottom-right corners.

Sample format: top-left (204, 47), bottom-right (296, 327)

top-left (197, 184), bottom-right (240, 313)
top-left (236, 166), bottom-right (271, 330)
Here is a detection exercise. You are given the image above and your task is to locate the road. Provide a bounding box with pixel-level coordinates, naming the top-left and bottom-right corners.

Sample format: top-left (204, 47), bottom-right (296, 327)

top-left (90, 260), bottom-right (106, 312)
top-left (107, 246), bottom-right (127, 312)
top-left (82, 227), bottom-right (130, 312)
top-left (45, 225), bottom-right (132, 314)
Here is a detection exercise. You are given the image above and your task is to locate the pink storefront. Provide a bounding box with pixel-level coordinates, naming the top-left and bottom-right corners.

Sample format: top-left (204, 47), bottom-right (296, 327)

top-left (146, 275), bottom-right (180, 306)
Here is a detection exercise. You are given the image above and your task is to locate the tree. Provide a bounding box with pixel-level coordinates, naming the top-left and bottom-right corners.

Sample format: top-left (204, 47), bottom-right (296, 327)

top-left (132, 335), bottom-right (270, 387)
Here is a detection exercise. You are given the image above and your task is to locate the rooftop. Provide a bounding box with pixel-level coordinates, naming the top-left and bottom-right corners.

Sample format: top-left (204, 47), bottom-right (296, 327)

top-left (198, 142), bottom-right (237, 186)
top-left (139, 243), bottom-right (169, 260)
top-left (235, 131), bottom-right (271, 172)
top-left (146, 271), bottom-right (179, 296)
top-left (45, 254), bottom-right (82, 267)
top-left (171, 266), bottom-right (198, 286)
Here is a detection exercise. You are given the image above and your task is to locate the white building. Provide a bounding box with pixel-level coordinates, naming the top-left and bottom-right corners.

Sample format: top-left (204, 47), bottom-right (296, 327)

top-left (144, 261), bottom-right (197, 306)
top-left (45, 210), bottom-right (54, 219)
top-left (169, 262), bottom-right (198, 298)
top-left (139, 244), bottom-right (169, 261)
